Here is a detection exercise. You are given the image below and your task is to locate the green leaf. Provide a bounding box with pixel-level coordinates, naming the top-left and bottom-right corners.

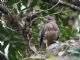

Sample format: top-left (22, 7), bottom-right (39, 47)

top-left (6, 0), bottom-right (20, 6)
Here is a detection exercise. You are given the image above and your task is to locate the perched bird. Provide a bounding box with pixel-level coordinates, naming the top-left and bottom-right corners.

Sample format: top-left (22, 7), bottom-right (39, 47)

top-left (40, 15), bottom-right (59, 49)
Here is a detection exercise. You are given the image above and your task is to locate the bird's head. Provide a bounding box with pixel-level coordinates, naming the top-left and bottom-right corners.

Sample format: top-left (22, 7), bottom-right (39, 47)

top-left (44, 15), bottom-right (55, 23)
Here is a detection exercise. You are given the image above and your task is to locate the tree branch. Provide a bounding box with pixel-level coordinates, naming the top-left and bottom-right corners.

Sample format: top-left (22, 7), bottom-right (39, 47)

top-left (0, 4), bottom-right (9, 15)
top-left (59, 0), bottom-right (80, 11)
top-left (0, 4), bottom-right (22, 30)
top-left (0, 4), bottom-right (38, 56)
top-left (42, 0), bottom-right (80, 11)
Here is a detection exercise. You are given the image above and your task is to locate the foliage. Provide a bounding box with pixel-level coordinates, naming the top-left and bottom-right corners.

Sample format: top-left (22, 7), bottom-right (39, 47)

top-left (55, 14), bottom-right (77, 42)
top-left (0, 0), bottom-right (79, 60)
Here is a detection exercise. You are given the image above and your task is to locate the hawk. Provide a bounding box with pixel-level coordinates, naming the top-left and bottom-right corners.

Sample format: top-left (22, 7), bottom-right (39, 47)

top-left (40, 15), bottom-right (59, 49)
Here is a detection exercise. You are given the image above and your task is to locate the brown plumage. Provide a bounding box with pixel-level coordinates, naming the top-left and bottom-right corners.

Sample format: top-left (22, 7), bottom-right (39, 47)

top-left (40, 15), bottom-right (59, 49)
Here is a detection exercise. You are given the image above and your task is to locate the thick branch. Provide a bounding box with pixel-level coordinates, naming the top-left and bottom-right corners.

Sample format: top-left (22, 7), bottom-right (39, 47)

top-left (0, 4), bottom-right (9, 15)
top-left (59, 0), bottom-right (80, 11)
top-left (42, 0), bottom-right (80, 11)
top-left (0, 4), bottom-right (22, 30)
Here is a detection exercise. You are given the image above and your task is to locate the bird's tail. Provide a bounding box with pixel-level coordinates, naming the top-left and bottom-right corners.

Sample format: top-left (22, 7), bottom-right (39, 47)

top-left (40, 31), bottom-right (44, 48)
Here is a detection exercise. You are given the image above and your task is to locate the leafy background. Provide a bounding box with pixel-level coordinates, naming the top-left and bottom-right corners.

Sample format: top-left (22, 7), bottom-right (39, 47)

top-left (0, 0), bottom-right (80, 60)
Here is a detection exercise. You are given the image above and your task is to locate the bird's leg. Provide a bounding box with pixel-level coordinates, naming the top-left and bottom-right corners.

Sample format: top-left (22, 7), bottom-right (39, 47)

top-left (46, 40), bottom-right (48, 49)
top-left (43, 39), bottom-right (48, 49)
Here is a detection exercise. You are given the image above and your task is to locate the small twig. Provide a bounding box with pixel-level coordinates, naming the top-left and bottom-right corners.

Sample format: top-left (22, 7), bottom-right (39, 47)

top-left (51, 7), bottom-right (63, 15)
top-left (45, 0), bottom-right (60, 11)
